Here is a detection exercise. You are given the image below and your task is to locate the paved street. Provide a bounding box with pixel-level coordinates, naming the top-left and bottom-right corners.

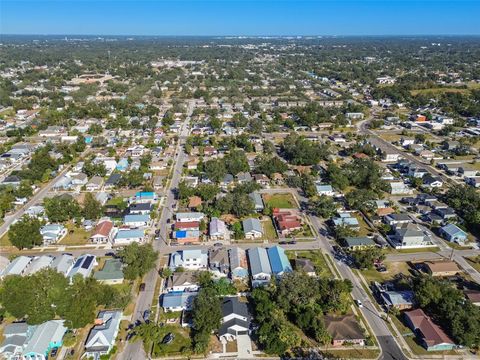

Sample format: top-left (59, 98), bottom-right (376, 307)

top-left (117, 101), bottom-right (194, 360)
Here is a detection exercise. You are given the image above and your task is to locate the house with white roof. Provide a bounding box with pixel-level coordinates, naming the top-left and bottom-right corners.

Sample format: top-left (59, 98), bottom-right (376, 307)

top-left (22, 320), bottom-right (67, 360)
top-left (169, 250), bottom-right (208, 271)
top-left (40, 224), bottom-right (67, 245)
top-left (248, 247), bottom-right (272, 287)
top-left (176, 212), bottom-right (205, 223)
top-left (67, 254), bottom-right (97, 281)
top-left (24, 255), bottom-right (54, 275)
top-left (0, 256), bottom-right (32, 278)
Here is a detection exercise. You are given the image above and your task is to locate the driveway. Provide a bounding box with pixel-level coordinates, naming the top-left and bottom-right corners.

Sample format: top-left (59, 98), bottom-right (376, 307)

top-left (236, 334), bottom-right (253, 358)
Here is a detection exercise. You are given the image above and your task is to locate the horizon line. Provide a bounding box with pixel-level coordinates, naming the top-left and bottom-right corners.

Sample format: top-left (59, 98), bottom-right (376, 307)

top-left (2, 33), bottom-right (480, 37)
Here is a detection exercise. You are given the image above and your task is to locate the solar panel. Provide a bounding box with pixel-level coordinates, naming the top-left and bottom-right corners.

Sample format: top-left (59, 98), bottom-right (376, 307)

top-left (81, 256), bottom-right (94, 269)
top-left (72, 258), bottom-right (82, 269)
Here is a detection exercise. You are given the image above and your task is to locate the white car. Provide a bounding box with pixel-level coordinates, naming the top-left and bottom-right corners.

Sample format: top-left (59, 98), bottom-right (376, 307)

top-left (355, 299), bottom-right (363, 308)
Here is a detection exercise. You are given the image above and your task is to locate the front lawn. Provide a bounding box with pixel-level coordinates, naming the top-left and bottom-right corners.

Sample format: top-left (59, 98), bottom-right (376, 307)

top-left (286, 250), bottom-right (333, 277)
top-left (59, 222), bottom-right (91, 245)
top-left (261, 218), bottom-right (278, 240)
top-left (150, 325), bottom-right (192, 357)
top-left (262, 193), bottom-right (297, 209)
top-left (360, 261), bottom-right (412, 284)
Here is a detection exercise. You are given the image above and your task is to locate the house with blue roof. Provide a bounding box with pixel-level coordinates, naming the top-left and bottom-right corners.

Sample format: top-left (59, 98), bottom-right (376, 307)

top-left (132, 191), bottom-right (157, 204)
top-left (123, 214), bottom-right (150, 227)
top-left (315, 183), bottom-right (335, 196)
top-left (332, 212), bottom-right (360, 230)
top-left (267, 246), bottom-right (292, 277)
top-left (113, 229), bottom-right (144, 245)
top-left (116, 158), bottom-right (129, 172)
top-left (439, 224), bottom-right (468, 244)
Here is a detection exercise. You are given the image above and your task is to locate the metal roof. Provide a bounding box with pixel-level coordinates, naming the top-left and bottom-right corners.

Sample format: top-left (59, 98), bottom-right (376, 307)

top-left (248, 247), bottom-right (271, 276)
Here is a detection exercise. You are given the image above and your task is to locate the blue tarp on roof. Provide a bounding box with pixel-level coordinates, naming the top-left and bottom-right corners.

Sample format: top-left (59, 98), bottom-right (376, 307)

top-left (175, 231), bottom-right (187, 238)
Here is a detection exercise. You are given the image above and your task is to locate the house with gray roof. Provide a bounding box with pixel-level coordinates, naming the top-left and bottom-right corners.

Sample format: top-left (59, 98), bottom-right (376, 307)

top-left (388, 223), bottom-right (433, 249)
top-left (208, 247), bottom-right (230, 277)
top-left (161, 292), bottom-right (198, 312)
top-left (248, 247), bottom-right (272, 287)
top-left (0, 256), bottom-right (32, 278)
top-left (218, 297), bottom-right (250, 342)
top-left (249, 191), bottom-right (264, 212)
top-left (209, 217), bottom-right (228, 241)
top-left (23, 320), bottom-right (67, 360)
top-left (0, 322), bottom-right (29, 359)
top-left (84, 310), bottom-right (122, 359)
top-left (228, 247), bottom-right (249, 279)
top-left (24, 255), bottom-right (54, 275)
top-left (50, 254), bottom-right (75, 276)
top-left (242, 218), bottom-right (263, 239)
top-left (343, 237), bottom-right (376, 250)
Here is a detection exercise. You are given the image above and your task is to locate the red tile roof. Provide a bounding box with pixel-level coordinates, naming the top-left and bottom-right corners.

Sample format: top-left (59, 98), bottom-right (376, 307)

top-left (93, 220), bottom-right (113, 237)
top-left (174, 221), bottom-right (200, 230)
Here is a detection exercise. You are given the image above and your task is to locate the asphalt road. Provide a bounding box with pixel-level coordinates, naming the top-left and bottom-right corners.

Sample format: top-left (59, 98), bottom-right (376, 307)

top-left (0, 164), bottom-right (73, 238)
top-left (117, 101), bottom-right (194, 360)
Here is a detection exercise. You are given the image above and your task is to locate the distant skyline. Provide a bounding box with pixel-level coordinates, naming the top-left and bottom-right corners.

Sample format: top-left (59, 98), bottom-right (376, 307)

top-left (1, 1), bottom-right (480, 36)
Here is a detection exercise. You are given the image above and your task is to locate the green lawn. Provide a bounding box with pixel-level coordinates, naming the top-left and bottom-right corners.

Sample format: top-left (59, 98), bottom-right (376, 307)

top-left (262, 193), bottom-right (297, 209)
top-left (150, 325), bottom-right (192, 357)
top-left (261, 218), bottom-right (278, 240)
top-left (466, 257), bottom-right (480, 272)
top-left (286, 250), bottom-right (333, 277)
top-left (0, 232), bottom-right (12, 247)
top-left (353, 213), bottom-right (374, 237)
top-left (360, 261), bottom-right (412, 284)
top-left (59, 222), bottom-right (91, 245)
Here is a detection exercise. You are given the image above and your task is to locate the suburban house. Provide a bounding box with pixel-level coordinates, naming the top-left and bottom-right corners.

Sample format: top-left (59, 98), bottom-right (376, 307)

top-left (169, 250), bottom-right (208, 271)
top-left (342, 236), bottom-right (376, 250)
top-left (384, 213), bottom-right (411, 227)
top-left (161, 291), bottom-right (198, 312)
top-left (324, 314), bottom-right (365, 347)
top-left (24, 255), bottom-right (54, 275)
top-left (84, 310), bottom-right (122, 359)
top-left (128, 203), bottom-right (153, 215)
top-left (40, 224), bottom-right (67, 245)
top-left (249, 191), bottom-right (264, 212)
top-left (248, 247), bottom-right (272, 287)
top-left (86, 176), bottom-right (104, 191)
top-left (166, 272), bottom-right (200, 292)
top-left (315, 183), bottom-right (335, 196)
top-left (380, 290), bottom-right (415, 310)
top-left (67, 254), bottom-right (97, 280)
top-left (133, 191), bottom-right (157, 204)
top-left (0, 256), bottom-right (32, 277)
top-left (93, 258), bottom-right (124, 285)
top-left (404, 309), bottom-right (455, 351)
top-left (332, 212), bottom-right (360, 230)
top-left (90, 219), bottom-right (115, 244)
top-left (176, 212), bottom-right (205, 223)
top-left (439, 224), bottom-right (468, 244)
top-left (173, 230), bottom-right (201, 244)
top-left (228, 247), bottom-right (249, 280)
top-left (294, 258), bottom-right (316, 276)
top-left (267, 246), bottom-right (292, 277)
top-left (388, 223), bottom-right (432, 249)
top-left (50, 254), bottom-right (75, 276)
top-left (272, 208), bottom-right (302, 236)
top-left (208, 247), bottom-right (230, 278)
top-left (209, 217), bottom-right (228, 241)
top-left (242, 218), bottom-right (263, 239)
top-left (123, 214), bottom-right (150, 227)
top-left (113, 229), bottom-right (145, 245)
top-left (424, 261), bottom-right (461, 277)
top-left (218, 297), bottom-right (251, 342)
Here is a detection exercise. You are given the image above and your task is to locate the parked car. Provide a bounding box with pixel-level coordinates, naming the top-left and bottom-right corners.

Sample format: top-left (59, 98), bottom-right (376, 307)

top-left (355, 299), bottom-right (363, 308)
top-left (139, 283), bottom-right (146, 292)
top-left (143, 310), bottom-right (151, 322)
top-left (162, 333), bottom-right (175, 344)
top-left (126, 332), bottom-right (136, 341)
top-left (50, 348), bottom-right (58, 358)
top-left (213, 242), bottom-right (223, 247)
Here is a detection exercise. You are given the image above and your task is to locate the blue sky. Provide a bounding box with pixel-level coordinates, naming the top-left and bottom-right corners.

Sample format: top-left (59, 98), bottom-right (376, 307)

top-left (1, 1), bottom-right (479, 36)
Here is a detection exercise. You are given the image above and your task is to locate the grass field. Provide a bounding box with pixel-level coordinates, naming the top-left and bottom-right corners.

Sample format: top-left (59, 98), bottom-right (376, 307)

top-left (262, 193), bottom-right (297, 209)
top-left (150, 325), bottom-right (192, 357)
top-left (466, 257), bottom-right (480, 272)
top-left (59, 222), bottom-right (91, 245)
top-left (261, 218), bottom-right (278, 240)
top-left (361, 261), bottom-right (411, 283)
top-left (0, 232), bottom-right (12, 247)
top-left (286, 250), bottom-right (333, 277)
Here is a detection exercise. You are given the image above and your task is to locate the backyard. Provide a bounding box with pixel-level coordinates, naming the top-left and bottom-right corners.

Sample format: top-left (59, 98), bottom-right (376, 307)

top-left (59, 222), bottom-right (91, 246)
